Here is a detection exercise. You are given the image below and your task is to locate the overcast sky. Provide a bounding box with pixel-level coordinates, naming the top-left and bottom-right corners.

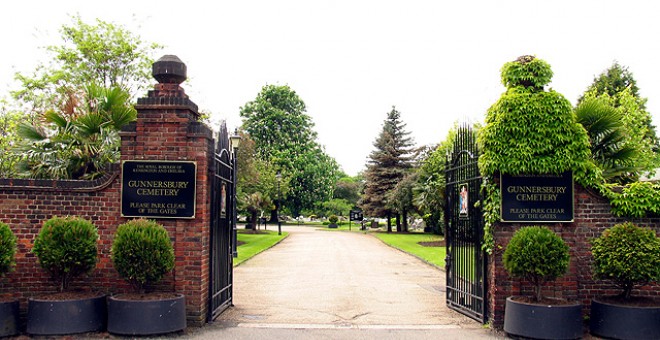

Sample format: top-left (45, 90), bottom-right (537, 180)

top-left (2, 0), bottom-right (659, 175)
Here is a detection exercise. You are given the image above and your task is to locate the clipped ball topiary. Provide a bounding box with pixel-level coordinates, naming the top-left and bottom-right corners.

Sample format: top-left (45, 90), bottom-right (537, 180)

top-left (111, 219), bottom-right (175, 293)
top-left (0, 222), bottom-right (17, 277)
top-left (328, 215), bottom-right (338, 224)
top-left (500, 55), bottom-right (553, 90)
top-left (32, 216), bottom-right (99, 292)
top-left (503, 226), bottom-right (570, 302)
top-left (591, 222), bottom-right (660, 300)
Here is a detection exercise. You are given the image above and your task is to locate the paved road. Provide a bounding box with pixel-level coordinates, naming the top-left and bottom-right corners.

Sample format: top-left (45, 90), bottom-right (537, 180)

top-left (189, 226), bottom-right (503, 339)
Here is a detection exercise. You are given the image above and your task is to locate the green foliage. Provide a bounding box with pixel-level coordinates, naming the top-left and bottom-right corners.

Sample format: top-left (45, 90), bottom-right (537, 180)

top-left (503, 226), bottom-right (570, 302)
top-left (320, 198), bottom-right (352, 217)
top-left (111, 219), bottom-right (175, 293)
top-left (0, 222), bottom-right (17, 277)
top-left (12, 15), bottom-right (161, 114)
top-left (479, 56), bottom-right (602, 252)
top-left (480, 178), bottom-right (500, 254)
top-left (607, 182), bottom-right (660, 218)
top-left (32, 216), bottom-right (99, 292)
top-left (14, 84), bottom-right (136, 179)
top-left (500, 55), bottom-right (553, 90)
top-left (575, 96), bottom-right (640, 182)
top-left (333, 176), bottom-right (362, 205)
top-left (578, 62), bottom-right (641, 106)
top-left (414, 125), bottom-right (459, 235)
top-left (362, 106), bottom-right (415, 225)
top-left (591, 222), bottom-right (660, 300)
top-left (0, 100), bottom-right (24, 177)
top-left (239, 85), bottom-right (339, 216)
top-left (480, 88), bottom-right (594, 177)
top-left (578, 62), bottom-right (660, 176)
top-left (328, 215), bottom-right (339, 224)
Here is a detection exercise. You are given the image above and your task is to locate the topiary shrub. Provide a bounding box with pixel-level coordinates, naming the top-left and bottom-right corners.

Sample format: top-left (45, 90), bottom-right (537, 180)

top-left (32, 216), bottom-right (99, 292)
top-left (503, 226), bottom-right (570, 302)
top-left (328, 215), bottom-right (338, 224)
top-left (111, 219), bottom-right (175, 293)
top-left (591, 222), bottom-right (660, 300)
top-left (0, 222), bottom-right (17, 277)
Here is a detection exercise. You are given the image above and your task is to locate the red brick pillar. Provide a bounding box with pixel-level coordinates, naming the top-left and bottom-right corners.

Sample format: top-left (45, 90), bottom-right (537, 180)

top-left (120, 55), bottom-right (213, 325)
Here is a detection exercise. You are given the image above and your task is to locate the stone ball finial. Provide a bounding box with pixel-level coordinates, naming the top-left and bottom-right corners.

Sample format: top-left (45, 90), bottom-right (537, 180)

top-left (153, 55), bottom-right (187, 84)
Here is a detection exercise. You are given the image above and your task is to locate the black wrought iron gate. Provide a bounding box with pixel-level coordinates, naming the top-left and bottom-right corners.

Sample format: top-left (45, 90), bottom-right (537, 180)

top-left (444, 125), bottom-right (488, 323)
top-left (209, 123), bottom-right (235, 320)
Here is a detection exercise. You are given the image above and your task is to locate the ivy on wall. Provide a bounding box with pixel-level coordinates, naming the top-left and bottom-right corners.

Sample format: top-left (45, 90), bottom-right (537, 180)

top-left (478, 55), bottom-right (601, 253)
top-left (607, 182), bottom-right (660, 218)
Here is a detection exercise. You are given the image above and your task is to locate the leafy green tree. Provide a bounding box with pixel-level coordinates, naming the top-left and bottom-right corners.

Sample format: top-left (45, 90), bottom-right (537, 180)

top-left (333, 175), bottom-right (362, 206)
top-left (578, 62), bottom-right (640, 105)
top-left (413, 125), bottom-right (460, 235)
top-left (320, 198), bottom-right (353, 217)
top-left (0, 99), bottom-right (24, 177)
top-left (240, 84), bottom-right (339, 217)
top-left (243, 192), bottom-right (273, 231)
top-left (235, 131), bottom-right (283, 227)
top-left (12, 15), bottom-right (161, 117)
top-left (5, 16), bottom-right (160, 179)
top-left (388, 171), bottom-right (418, 232)
top-left (361, 106), bottom-right (415, 232)
top-left (15, 84), bottom-right (136, 179)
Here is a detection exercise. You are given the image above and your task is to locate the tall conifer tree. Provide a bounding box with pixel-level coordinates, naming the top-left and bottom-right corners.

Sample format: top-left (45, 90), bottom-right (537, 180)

top-left (361, 106), bottom-right (414, 232)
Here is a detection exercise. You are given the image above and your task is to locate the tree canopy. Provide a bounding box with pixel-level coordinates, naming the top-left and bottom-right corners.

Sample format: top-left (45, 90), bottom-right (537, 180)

top-left (361, 106), bottom-right (415, 231)
top-left (3, 16), bottom-right (160, 179)
top-left (577, 62), bottom-right (659, 180)
top-left (239, 84), bottom-right (339, 217)
top-left (12, 15), bottom-right (161, 117)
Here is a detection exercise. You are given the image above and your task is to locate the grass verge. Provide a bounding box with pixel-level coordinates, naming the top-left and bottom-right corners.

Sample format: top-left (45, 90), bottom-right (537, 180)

top-left (235, 229), bottom-right (289, 266)
top-left (372, 232), bottom-right (446, 268)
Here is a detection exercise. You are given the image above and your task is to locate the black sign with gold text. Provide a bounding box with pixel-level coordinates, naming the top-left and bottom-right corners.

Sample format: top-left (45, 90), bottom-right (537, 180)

top-left (501, 172), bottom-right (573, 222)
top-left (121, 161), bottom-right (196, 218)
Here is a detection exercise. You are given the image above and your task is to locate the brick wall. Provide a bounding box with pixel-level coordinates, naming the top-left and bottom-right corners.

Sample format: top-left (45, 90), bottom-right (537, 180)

top-left (0, 56), bottom-right (215, 326)
top-left (488, 184), bottom-right (660, 328)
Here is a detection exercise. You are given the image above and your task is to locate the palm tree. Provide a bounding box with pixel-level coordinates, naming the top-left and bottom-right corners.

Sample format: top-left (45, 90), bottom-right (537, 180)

top-left (575, 97), bottom-right (639, 183)
top-left (15, 84), bottom-right (136, 179)
top-left (242, 192), bottom-right (272, 232)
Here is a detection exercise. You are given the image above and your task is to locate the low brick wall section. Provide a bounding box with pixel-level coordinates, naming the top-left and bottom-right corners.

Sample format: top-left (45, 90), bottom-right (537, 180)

top-left (488, 184), bottom-right (660, 327)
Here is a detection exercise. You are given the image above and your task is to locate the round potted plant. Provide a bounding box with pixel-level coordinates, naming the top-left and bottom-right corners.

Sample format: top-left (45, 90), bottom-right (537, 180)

top-left (0, 222), bottom-right (19, 337)
top-left (27, 216), bottom-right (105, 335)
top-left (502, 226), bottom-right (582, 339)
top-left (590, 222), bottom-right (660, 340)
top-left (328, 215), bottom-right (339, 229)
top-left (107, 218), bottom-right (185, 335)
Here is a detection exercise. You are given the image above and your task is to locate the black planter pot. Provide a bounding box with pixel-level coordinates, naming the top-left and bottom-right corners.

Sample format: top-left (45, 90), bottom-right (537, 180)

top-left (504, 296), bottom-right (583, 340)
top-left (0, 299), bottom-right (19, 337)
top-left (27, 294), bottom-right (106, 335)
top-left (590, 298), bottom-right (660, 340)
top-left (107, 293), bottom-right (186, 335)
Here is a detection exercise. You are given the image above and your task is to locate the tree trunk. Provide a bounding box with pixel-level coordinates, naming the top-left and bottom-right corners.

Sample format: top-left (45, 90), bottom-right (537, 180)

top-left (402, 210), bottom-right (408, 232)
top-left (269, 208), bottom-right (278, 223)
top-left (386, 212), bottom-right (392, 233)
top-left (396, 214), bottom-right (402, 232)
top-left (249, 210), bottom-right (258, 231)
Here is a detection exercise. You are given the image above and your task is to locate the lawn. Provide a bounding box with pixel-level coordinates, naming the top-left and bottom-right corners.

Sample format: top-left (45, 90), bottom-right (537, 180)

top-left (234, 229), bottom-right (289, 266)
top-left (372, 232), bottom-right (446, 268)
